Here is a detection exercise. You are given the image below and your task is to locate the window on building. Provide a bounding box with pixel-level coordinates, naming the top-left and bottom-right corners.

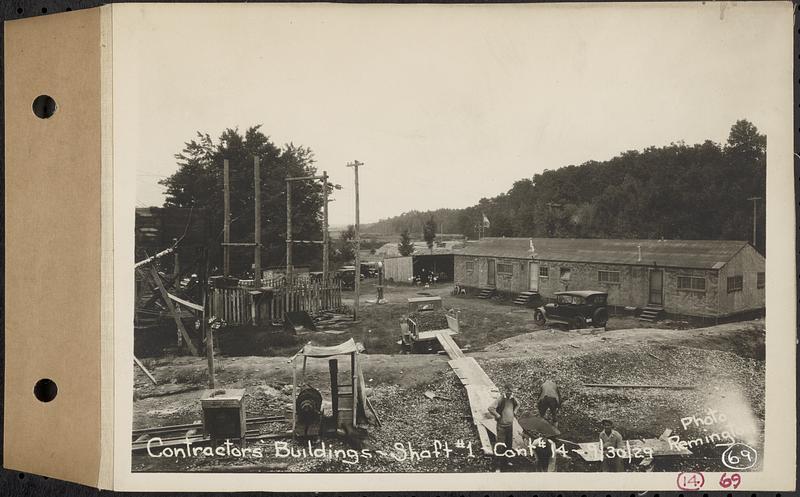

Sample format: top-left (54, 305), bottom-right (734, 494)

top-left (727, 275), bottom-right (743, 293)
top-left (598, 270), bottom-right (621, 284)
top-left (560, 267), bottom-right (571, 281)
top-left (757, 272), bottom-right (765, 289)
top-left (677, 275), bottom-right (706, 292)
top-left (539, 266), bottom-right (549, 278)
top-left (465, 261), bottom-right (475, 273)
top-left (497, 263), bottom-right (514, 275)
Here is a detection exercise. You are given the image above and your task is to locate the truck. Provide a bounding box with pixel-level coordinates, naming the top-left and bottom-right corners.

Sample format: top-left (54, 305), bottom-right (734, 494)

top-left (399, 296), bottom-right (460, 353)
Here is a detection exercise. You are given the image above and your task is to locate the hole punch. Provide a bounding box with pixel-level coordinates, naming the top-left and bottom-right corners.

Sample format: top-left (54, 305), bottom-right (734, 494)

top-left (33, 378), bottom-right (58, 402)
top-left (41, 7), bottom-right (47, 13)
top-left (32, 95), bottom-right (57, 119)
top-left (16, 7), bottom-right (23, 14)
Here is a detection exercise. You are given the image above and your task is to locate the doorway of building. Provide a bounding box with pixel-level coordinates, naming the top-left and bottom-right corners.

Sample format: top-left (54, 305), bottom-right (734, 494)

top-left (529, 262), bottom-right (539, 291)
top-left (487, 259), bottom-right (496, 287)
top-left (649, 269), bottom-right (663, 305)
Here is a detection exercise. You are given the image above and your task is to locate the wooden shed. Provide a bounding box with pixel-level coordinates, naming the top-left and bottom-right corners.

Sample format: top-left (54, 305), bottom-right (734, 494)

top-left (377, 240), bottom-right (462, 283)
top-left (382, 256), bottom-right (413, 283)
top-left (454, 237), bottom-right (765, 319)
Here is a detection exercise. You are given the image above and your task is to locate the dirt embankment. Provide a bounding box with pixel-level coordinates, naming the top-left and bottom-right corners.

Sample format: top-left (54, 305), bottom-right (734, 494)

top-left (483, 319), bottom-right (765, 359)
top-left (133, 319), bottom-right (765, 473)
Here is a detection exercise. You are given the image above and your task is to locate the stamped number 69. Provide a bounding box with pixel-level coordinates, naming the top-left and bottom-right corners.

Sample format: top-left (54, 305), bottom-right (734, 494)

top-left (719, 472), bottom-right (741, 489)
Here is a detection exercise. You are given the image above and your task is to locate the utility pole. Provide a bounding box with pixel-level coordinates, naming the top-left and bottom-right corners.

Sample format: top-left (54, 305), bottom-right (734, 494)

top-left (286, 180), bottom-right (293, 284)
top-left (223, 159), bottom-right (230, 277)
top-left (202, 247), bottom-right (215, 389)
top-left (254, 156), bottom-right (262, 286)
top-left (347, 160), bottom-right (363, 321)
top-left (286, 173), bottom-right (333, 285)
top-left (747, 196), bottom-right (762, 249)
top-left (322, 171), bottom-right (330, 283)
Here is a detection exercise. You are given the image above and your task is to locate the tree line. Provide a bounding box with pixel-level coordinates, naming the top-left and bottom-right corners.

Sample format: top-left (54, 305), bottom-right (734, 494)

top-left (365, 120), bottom-right (766, 254)
top-left (159, 126), bottom-right (331, 275)
top-left (157, 120), bottom-right (766, 276)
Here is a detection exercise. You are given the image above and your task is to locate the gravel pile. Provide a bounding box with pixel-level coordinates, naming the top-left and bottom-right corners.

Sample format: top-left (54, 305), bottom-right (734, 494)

top-left (408, 311), bottom-right (449, 332)
top-left (479, 344), bottom-right (765, 472)
top-left (292, 371), bottom-right (493, 473)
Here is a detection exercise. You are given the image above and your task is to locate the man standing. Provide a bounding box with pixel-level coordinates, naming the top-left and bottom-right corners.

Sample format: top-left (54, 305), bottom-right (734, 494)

top-left (489, 384), bottom-right (519, 457)
top-left (538, 379), bottom-right (562, 426)
top-left (599, 419), bottom-right (625, 472)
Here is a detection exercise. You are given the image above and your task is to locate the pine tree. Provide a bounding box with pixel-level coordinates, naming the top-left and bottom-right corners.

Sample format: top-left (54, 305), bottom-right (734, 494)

top-left (398, 229), bottom-right (414, 256)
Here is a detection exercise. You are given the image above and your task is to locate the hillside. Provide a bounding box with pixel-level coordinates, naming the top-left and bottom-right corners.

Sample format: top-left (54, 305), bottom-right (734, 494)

top-left (364, 120), bottom-right (766, 253)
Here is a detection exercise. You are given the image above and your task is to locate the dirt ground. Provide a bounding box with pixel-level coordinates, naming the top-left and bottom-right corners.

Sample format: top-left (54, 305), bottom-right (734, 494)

top-left (182, 280), bottom-right (697, 358)
top-left (132, 287), bottom-right (766, 474)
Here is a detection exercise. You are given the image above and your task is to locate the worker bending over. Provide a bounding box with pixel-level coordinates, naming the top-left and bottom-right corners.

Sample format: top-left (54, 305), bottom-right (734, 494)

top-left (537, 379), bottom-right (562, 427)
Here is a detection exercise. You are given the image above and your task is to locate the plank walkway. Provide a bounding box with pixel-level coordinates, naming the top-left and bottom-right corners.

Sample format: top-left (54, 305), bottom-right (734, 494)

top-left (435, 332), bottom-right (525, 455)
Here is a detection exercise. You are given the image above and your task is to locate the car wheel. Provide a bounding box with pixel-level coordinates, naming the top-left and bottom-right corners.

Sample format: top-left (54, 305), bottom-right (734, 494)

top-left (534, 310), bottom-right (546, 325)
top-left (593, 308), bottom-right (609, 327)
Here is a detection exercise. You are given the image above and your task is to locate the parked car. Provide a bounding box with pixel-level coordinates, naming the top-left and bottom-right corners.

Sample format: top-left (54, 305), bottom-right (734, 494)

top-left (339, 266), bottom-right (365, 290)
top-left (534, 290), bottom-right (609, 329)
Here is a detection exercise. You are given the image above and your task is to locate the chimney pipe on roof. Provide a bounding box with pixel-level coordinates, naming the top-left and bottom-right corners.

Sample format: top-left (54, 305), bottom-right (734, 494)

top-left (637, 244), bottom-right (642, 262)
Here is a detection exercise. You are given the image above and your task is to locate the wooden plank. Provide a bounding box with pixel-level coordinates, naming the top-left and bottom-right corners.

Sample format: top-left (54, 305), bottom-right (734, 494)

top-left (449, 357), bottom-right (494, 387)
top-left (434, 331), bottom-right (464, 359)
top-left (133, 356), bottom-right (157, 385)
top-left (434, 334), bottom-right (528, 455)
top-left (134, 246), bottom-right (175, 269)
top-left (445, 313), bottom-right (460, 333)
top-left (583, 383), bottom-right (695, 390)
top-left (476, 424), bottom-right (493, 455)
top-left (167, 292), bottom-right (204, 312)
top-left (150, 266), bottom-right (198, 356)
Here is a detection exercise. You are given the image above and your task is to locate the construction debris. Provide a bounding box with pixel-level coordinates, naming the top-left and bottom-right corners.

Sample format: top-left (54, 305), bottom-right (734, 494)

top-left (423, 390), bottom-right (451, 401)
top-left (134, 357), bottom-right (158, 385)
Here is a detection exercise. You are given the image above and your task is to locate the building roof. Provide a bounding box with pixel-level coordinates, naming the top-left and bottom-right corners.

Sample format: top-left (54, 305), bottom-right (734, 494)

top-left (456, 237), bottom-right (752, 270)
top-left (377, 240), bottom-right (464, 258)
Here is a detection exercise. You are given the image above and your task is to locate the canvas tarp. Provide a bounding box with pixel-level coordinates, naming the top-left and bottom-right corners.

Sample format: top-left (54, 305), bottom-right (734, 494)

top-left (299, 338), bottom-right (358, 358)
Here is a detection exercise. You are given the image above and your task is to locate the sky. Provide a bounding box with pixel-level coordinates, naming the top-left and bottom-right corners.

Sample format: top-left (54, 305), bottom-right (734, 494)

top-left (120, 2), bottom-right (790, 226)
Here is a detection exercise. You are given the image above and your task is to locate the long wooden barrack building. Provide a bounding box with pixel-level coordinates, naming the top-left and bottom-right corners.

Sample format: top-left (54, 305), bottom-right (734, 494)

top-left (454, 237), bottom-right (765, 319)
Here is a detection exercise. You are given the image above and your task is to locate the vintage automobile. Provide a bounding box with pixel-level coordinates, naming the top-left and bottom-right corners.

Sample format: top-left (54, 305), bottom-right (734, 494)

top-left (534, 290), bottom-right (609, 329)
top-left (338, 266), bottom-right (366, 290)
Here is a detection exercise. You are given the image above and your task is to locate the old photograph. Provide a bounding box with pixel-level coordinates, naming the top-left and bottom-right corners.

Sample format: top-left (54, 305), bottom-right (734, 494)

top-left (119, 2), bottom-right (787, 485)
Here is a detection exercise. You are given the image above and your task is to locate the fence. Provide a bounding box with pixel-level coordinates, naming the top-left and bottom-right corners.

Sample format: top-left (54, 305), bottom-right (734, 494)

top-left (211, 279), bottom-right (343, 325)
top-left (210, 286), bottom-right (254, 325)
